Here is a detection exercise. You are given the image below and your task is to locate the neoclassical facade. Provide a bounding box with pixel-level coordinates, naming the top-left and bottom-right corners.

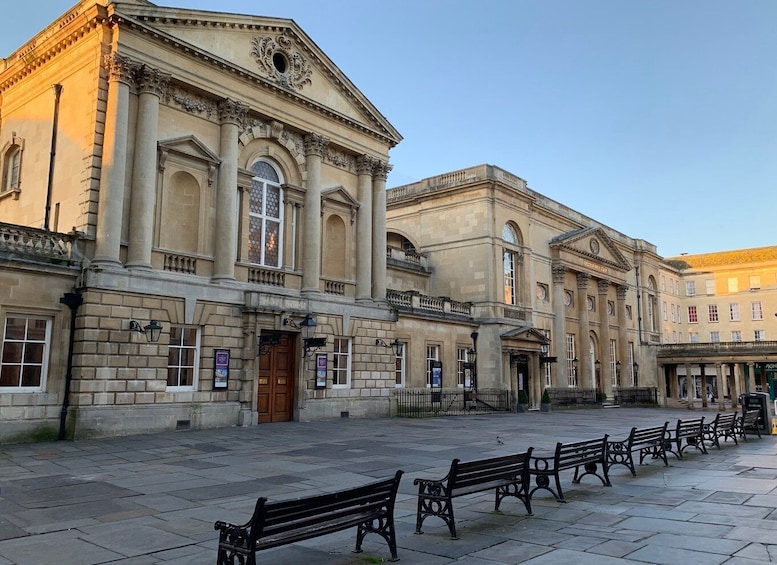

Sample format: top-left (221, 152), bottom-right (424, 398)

top-left (0, 0), bottom-right (402, 441)
top-left (385, 165), bottom-right (665, 409)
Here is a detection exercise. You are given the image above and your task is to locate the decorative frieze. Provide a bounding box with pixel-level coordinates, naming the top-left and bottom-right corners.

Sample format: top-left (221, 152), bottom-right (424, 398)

top-left (166, 85), bottom-right (216, 118)
top-left (327, 148), bottom-right (356, 172)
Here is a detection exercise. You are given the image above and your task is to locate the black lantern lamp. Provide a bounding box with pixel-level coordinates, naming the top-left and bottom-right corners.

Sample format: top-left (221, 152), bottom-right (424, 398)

top-left (129, 320), bottom-right (163, 343)
top-left (376, 338), bottom-right (403, 357)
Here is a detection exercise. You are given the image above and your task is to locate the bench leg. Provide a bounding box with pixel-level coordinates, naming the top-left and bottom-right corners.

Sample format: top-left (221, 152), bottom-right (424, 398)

top-left (356, 517), bottom-right (399, 561)
top-left (496, 483), bottom-right (533, 516)
top-left (529, 471), bottom-right (565, 503)
top-left (416, 493), bottom-right (458, 539)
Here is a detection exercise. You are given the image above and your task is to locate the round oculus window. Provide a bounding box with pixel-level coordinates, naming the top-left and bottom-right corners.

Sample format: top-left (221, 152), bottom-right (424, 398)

top-left (564, 291), bottom-right (573, 306)
top-left (590, 238), bottom-right (600, 255)
top-left (536, 284), bottom-right (547, 300)
top-left (272, 52), bottom-right (288, 74)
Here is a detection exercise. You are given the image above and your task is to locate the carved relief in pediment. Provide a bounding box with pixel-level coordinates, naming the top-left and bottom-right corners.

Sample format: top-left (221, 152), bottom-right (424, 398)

top-left (250, 34), bottom-right (312, 91)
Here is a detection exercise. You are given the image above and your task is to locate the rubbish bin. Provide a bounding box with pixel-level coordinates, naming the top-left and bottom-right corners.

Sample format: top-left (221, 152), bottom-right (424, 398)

top-left (739, 392), bottom-right (771, 435)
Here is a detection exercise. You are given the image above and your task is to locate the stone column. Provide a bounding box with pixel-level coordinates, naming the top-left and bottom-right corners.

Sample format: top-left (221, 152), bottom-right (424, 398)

top-left (700, 364), bottom-right (708, 408)
top-left (355, 155), bottom-right (373, 300)
top-left (684, 362), bottom-right (694, 409)
top-left (731, 363), bottom-right (739, 408)
top-left (597, 279), bottom-right (611, 397)
top-left (551, 262), bottom-right (567, 388)
top-left (372, 159), bottom-right (391, 300)
top-left (577, 273), bottom-right (591, 389)
top-left (126, 65), bottom-right (169, 269)
top-left (715, 363), bottom-right (725, 410)
top-left (746, 362), bottom-right (755, 394)
top-left (301, 133), bottom-right (329, 293)
top-left (616, 285), bottom-right (629, 384)
top-left (94, 54), bottom-right (136, 267)
top-left (212, 99), bottom-right (247, 283)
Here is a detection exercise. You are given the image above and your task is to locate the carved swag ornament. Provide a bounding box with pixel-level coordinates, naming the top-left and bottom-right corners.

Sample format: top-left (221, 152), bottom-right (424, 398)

top-left (250, 34), bottom-right (312, 91)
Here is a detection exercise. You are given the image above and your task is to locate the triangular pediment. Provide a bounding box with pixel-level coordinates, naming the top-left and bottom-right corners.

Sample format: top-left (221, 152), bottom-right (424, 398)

top-left (322, 186), bottom-right (360, 209)
top-left (501, 326), bottom-right (550, 344)
top-left (158, 135), bottom-right (220, 165)
top-left (115, 4), bottom-right (401, 146)
top-left (550, 227), bottom-right (632, 273)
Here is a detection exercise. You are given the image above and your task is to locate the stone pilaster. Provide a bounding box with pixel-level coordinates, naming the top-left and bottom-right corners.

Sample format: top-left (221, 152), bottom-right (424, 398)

top-left (355, 155), bottom-right (374, 300)
top-left (616, 284), bottom-right (629, 384)
top-left (371, 160), bottom-right (391, 300)
top-left (301, 133), bottom-right (329, 293)
top-left (551, 262), bottom-right (567, 388)
top-left (715, 363), bottom-right (725, 410)
top-left (577, 272), bottom-right (591, 388)
top-left (94, 54), bottom-right (136, 267)
top-left (597, 279), bottom-right (611, 396)
top-left (213, 98), bottom-right (247, 283)
top-left (127, 65), bottom-right (170, 269)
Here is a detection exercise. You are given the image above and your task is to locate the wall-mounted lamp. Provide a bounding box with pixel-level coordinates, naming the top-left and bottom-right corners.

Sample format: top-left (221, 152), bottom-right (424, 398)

top-left (572, 357), bottom-right (578, 378)
top-left (376, 338), bottom-right (403, 357)
top-left (284, 314), bottom-right (326, 358)
top-left (633, 362), bottom-right (639, 386)
top-left (129, 320), bottom-right (163, 343)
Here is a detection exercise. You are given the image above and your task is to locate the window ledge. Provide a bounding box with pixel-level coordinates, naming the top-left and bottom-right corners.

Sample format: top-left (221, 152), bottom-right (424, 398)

top-left (0, 188), bottom-right (21, 202)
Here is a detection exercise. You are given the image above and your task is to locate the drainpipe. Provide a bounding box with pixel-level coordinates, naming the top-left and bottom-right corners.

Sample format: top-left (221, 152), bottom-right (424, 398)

top-left (58, 291), bottom-right (83, 440)
top-left (44, 84), bottom-right (63, 231)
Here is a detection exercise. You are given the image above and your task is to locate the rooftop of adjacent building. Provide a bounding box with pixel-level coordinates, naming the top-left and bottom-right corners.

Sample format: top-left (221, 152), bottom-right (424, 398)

top-left (666, 245), bottom-right (777, 269)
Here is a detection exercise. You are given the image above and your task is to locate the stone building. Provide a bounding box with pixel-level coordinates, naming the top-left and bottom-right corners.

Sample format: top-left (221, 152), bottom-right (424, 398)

top-left (0, 0), bottom-right (402, 442)
top-left (385, 165), bottom-right (666, 409)
top-left (657, 247), bottom-right (777, 409)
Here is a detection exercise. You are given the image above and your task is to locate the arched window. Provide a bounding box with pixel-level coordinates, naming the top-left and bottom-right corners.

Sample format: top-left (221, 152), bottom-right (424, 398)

top-left (249, 160), bottom-right (284, 268)
top-left (503, 224), bottom-right (520, 305)
top-left (647, 276), bottom-right (658, 332)
top-left (2, 137), bottom-right (23, 194)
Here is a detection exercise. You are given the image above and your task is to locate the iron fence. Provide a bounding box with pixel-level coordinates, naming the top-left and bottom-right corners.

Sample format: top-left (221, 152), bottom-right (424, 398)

top-left (545, 387), bottom-right (601, 406)
top-left (393, 388), bottom-right (512, 417)
top-left (614, 387), bottom-right (659, 405)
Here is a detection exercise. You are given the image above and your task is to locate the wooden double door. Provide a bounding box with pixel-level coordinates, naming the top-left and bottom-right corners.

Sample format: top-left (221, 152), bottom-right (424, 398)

top-left (257, 333), bottom-right (295, 423)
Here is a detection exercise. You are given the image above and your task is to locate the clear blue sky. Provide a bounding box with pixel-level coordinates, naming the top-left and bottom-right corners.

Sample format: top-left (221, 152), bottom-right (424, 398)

top-left (3, 1), bottom-right (776, 257)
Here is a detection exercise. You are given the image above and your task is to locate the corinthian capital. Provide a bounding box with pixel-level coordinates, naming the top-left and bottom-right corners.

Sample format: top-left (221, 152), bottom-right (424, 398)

top-left (616, 284), bottom-right (629, 300)
top-left (104, 53), bottom-right (138, 85)
top-left (356, 155), bottom-right (375, 175)
top-left (576, 272), bottom-right (590, 289)
top-left (303, 133), bottom-right (330, 157)
top-left (597, 279), bottom-right (610, 294)
top-left (137, 65), bottom-right (171, 97)
top-left (551, 262), bottom-right (567, 284)
top-left (218, 98), bottom-right (248, 126)
top-left (373, 159), bottom-right (392, 181)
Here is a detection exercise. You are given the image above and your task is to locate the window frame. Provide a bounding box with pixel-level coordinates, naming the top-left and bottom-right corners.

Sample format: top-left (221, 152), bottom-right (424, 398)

top-left (0, 314), bottom-right (52, 391)
top-left (247, 159), bottom-right (285, 269)
top-left (331, 337), bottom-right (351, 389)
top-left (729, 303), bottom-right (740, 322)
top-left (425, 344), bottom-right (440, 387)
top-left (394, 341), bottom-right (406, 388)
top-left (688, 305), bottom-right (698, 323)
top-left (752, 301), bottom-right (763, 321)
top-left (708, 304), bottom-right (719, 323)
top-left (166, 325), bottom-right (200, 390)
top-left (1, 136), bottom-right (24, 196)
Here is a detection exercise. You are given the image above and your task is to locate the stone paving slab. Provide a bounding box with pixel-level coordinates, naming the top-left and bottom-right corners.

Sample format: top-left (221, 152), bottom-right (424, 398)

top-left (0, 407), bottom-right (775, 564)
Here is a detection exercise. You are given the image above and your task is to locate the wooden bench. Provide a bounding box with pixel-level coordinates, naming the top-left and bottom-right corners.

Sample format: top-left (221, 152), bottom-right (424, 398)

top-left (733, 409), bottom-right (763, 442)
top-left (414, 449), bottom-right (533, 539)
top-left (702, 412), bottom-right (738, 449)
top-left (528, 436), bottom-right (610, 503)
top-left (606, 422), bottom-right (669, 476)
top-left (214, 470), bottom-right (403, 564)
top-left (664, 417), bottom-right (707, 459)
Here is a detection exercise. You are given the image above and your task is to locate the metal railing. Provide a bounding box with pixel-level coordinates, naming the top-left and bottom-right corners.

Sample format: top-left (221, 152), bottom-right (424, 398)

top-left (614, 387), bottom-right (659, 405)
top-left (393, 388), bottom-right (512, 417)
top-left (545, 387), bottom-right (601, 406)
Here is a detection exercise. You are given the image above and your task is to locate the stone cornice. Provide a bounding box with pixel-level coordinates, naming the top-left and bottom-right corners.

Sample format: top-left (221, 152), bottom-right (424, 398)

top-left (0, 4), bottom-right (109, 91)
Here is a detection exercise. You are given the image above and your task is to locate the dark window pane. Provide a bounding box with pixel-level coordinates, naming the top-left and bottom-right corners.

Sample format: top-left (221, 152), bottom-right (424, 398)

top-left (24, 343), bottom-right (44, 364)
top-left (0, 366), bottom-right (20, 387)
top-left (167, 367), bottom-right (178, 387)
top-left (179, 367), bottom-right (193, 387)
top-left (27, 319), bottom-right (47, 341)
top-left (2, 342), bottom-right (22, 364)
top-left (21, 366), bottom-right (41, 387)
top-left (182, 328), bottom-right (197, 347)
top-left (4, 318), bottom-right (26, 340)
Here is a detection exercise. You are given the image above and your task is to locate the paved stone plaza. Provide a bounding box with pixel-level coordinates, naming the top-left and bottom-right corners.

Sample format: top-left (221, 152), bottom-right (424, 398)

top-left (1, 407), bottom-right (776, 564)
